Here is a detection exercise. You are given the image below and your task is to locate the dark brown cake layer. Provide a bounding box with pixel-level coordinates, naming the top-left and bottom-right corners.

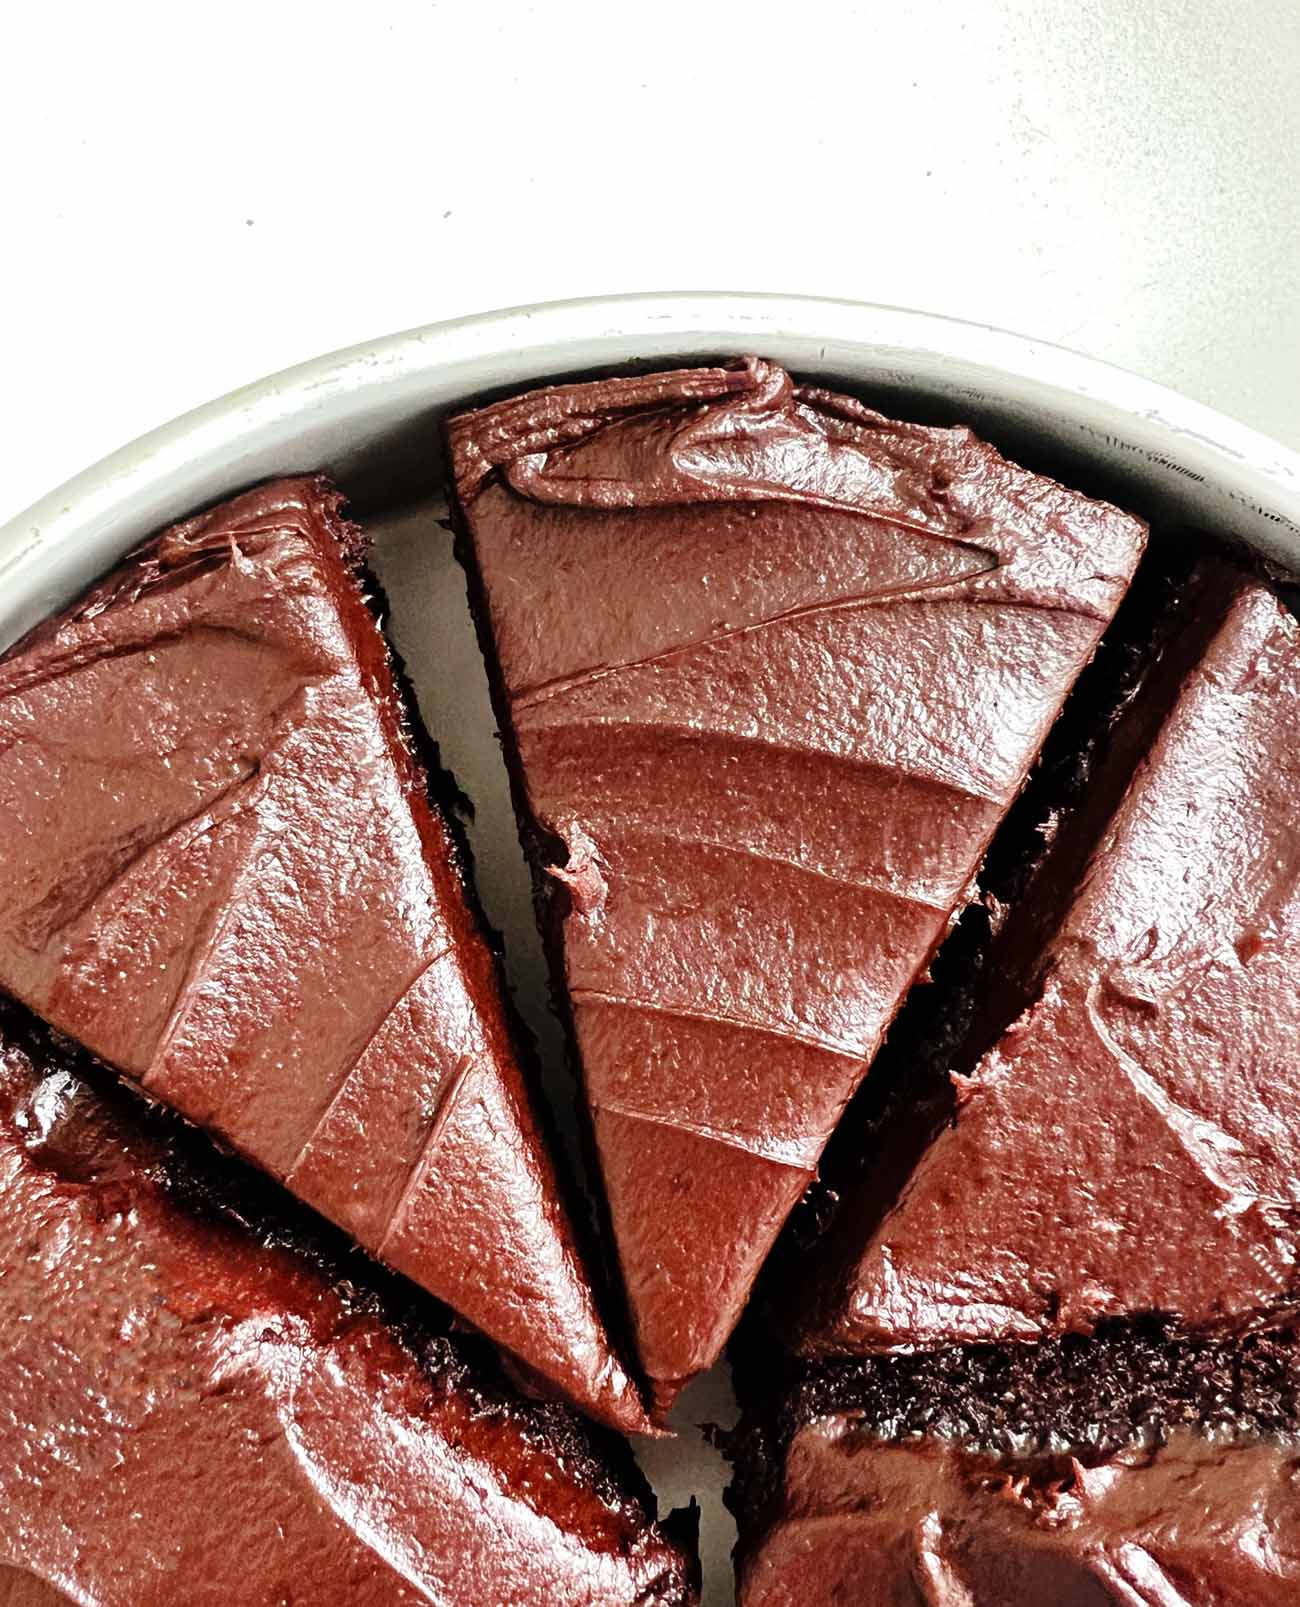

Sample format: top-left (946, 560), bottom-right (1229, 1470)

top-left (789, 567), bottom-right (1300, 1357)
top-left (0, 1003), bottom-right (698, 1606)
top-left (0, 478), bottom-right (649, 1433)
top-left (729, 1329), bottom-right (1300, 1605)
top-left (448, 358), bottom-right (1147, 1409)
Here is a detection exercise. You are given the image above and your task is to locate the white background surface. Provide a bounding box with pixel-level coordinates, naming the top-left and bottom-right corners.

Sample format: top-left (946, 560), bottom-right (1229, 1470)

top-left (3, 6), bottom-right (1297, 1603)
top-left (3, 0), bottom-right (1299, 530)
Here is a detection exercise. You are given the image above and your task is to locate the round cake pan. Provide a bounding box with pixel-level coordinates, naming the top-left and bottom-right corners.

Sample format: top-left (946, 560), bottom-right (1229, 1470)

top-left (2, 291), bottom-right (1298, 651)
top-left (2, 293), bottom-right (1299, 1607)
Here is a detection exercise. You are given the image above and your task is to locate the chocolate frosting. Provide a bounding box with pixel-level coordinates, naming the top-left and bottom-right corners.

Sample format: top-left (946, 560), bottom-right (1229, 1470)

top-left (737, 1423), bottom-right (1300, 1605)
top-left (0, 1009), bottom-right (696, 1606)
top-left (449, 359), bottom-right (1147, 1406)
top-left (793, 570), bottom-right (1300, 1355)
top-left (0, 477), bottom-right (649, 1434)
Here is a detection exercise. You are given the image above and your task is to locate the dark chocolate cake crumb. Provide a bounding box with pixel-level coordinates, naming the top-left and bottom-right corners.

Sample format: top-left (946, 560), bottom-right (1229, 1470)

top-left (728, 1322), bottom-right (1300, 1534)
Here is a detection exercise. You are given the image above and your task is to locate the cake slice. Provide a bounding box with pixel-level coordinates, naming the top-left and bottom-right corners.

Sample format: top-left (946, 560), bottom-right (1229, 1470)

top-left (0, 1001), bottom-right (697, 1605)
top-left (791, 567), bottom-right (1300, 1356)
top-left (728, 1329), bottom-right (1300, 1604)
top-left (0, 477), bottom-right (650, 1433)
top-left (448, 358), bottom-right (1147, 1408)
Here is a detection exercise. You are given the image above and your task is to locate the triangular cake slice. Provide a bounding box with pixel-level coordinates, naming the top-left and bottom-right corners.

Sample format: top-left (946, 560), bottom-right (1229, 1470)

top-left (448, 359), bottom-right (1147, 1408)
top-left (792, 565), bottom-right (1300, 1355)
top-left (0, 1002), bottom-right (698, 1604)
top-left (728, 1329), bottom-right (1300, 1604)
top-left (0, 477), bottom-right (650, 1432)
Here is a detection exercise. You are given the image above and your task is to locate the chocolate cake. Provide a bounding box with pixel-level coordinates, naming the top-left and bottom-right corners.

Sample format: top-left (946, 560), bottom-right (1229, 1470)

top-left (0, 477), bottom-right (650, 1433)
top-left (448, 358), bottom-right (1148, 1408)
top-left (790, 566), bottom-right (1300, 1357)
top-left (728, 1328), bottom-right (1300, 1604)
top-left (0, 1001), bottom-right (698, 1605)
